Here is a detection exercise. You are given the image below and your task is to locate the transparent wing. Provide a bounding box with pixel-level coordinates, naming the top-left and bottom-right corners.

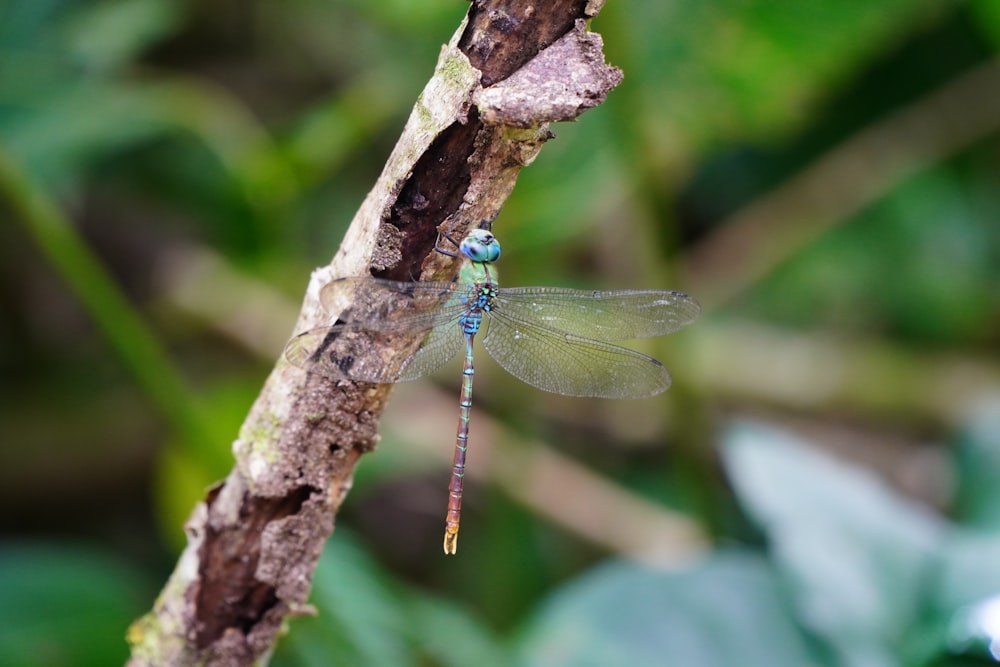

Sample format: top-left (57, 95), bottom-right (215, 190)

top-left (482, 309), bottom-right (672, 399)
top-left (491, 287), bottom-right (700, 341)
top-left (394, 315), bottom-right (466, 381)
top-left (319, 277), bottom-right (471, 331)
top-left (284, 277), bottom-right (470, 382)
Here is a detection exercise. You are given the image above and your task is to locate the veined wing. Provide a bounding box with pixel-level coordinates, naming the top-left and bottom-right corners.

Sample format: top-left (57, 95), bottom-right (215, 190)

top-left (492, 287), bottom-right (700, 341)
top-left (482, 308), bottom-right (672, 399)
top-left (319, 277), bottom-right (471, 332)
top-left (284, 277), bottom-right (470, 383)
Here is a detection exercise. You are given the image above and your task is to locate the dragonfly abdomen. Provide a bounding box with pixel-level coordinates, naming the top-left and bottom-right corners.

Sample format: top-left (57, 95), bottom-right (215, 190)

top-left (445, 333), bottom-right (477, 554)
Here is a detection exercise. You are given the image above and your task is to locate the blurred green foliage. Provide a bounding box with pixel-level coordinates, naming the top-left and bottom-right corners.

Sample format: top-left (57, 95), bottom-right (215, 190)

top-left (2, 1), bottom-right (1000, 666)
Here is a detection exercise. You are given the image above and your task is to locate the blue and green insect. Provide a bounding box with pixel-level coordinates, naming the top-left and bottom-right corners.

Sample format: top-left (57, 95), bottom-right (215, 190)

top-left (286, 229), bottom-right (700, 554)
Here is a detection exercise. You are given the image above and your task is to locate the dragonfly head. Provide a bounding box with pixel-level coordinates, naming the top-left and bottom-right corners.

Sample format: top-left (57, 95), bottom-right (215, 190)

top-left (460, 229), bottom-right (501, 264)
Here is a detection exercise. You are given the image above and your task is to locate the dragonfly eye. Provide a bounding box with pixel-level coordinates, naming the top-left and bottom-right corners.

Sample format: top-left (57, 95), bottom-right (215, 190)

top-left (460, 229), bottom-right (501, 263)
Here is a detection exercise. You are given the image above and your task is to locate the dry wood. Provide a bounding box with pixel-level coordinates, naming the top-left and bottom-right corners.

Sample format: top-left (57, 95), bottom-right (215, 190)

top-left (127, 2), bottom-right (622, 664)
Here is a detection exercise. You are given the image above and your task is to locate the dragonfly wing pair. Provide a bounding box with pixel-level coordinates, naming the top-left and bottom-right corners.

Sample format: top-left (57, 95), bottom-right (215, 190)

top-left (287, 279), bottom-right (701, 399)
top-left (482, 287), bottom-right (701, 399)
top-left (284, 277), bottom-right (469, 384)
top-left (283, 229), bottom-right (701, 554)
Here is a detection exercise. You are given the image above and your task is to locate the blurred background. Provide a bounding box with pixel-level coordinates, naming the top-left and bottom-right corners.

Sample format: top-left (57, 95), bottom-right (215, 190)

top-left (2, 1), bottom-right (1000, 665)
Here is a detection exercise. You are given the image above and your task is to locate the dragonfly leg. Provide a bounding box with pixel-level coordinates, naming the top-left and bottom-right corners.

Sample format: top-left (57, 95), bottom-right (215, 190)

top-left (444, 334), bottom-right (476, 555)
top-left (434, 220), bottom-right (493, 258)
top-left (434, 231), bottom-right (461, 258)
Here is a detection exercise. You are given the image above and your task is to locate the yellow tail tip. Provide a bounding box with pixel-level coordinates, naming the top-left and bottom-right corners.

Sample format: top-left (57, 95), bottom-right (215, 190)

top-left (443, 527), bottom-right (459, 555)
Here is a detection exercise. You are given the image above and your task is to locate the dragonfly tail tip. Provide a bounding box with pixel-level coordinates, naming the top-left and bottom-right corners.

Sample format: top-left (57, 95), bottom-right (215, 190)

top-left (443, 527), bottom-right (459, 555)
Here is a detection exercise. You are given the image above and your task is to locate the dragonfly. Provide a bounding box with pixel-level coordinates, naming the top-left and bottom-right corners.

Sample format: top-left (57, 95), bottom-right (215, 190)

top-left (285, 228), bottom-right (700, 554)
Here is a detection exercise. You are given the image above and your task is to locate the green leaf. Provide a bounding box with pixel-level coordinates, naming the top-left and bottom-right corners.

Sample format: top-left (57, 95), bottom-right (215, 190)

top-left (969, 0), bottom-right (1000, 50)
top-left (0, 543), bottom-right (151, 667)
top-left (924, 533), bottom-right (1000, 664)
top-left (401, 593), bottom-right (511, 667)
top-left (272, 534), bottom-right (509, 667)
top-left (273, 536), bottom-right (414, 667)
top-left (723, 422), bottom-right (944, 666)
top-left (58, 0), bottom-right (180, 73)
top-left (613, 1), bottom-right (946, 149)
top-left (952, 399), bottom-right (1000, 531)
top-left (515, 552), bottom-right (815, 667)
top-left (936, 532), bottom-right (1000, 618)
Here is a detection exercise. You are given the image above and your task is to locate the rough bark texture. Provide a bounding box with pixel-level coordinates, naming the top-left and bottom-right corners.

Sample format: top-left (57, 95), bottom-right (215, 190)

top-left (127, 2), bottom-right (621, 665)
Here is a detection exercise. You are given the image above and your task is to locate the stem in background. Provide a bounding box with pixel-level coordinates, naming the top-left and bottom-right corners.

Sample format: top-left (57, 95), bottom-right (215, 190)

top-left (0, 146), bottom-right (214, 458)
top-left (682, 59), bottom-right (1000, 312)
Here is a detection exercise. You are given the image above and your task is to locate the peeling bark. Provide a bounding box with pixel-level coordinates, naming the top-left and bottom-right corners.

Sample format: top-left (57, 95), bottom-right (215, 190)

top-left (127, 2), bottom-right (621, 665)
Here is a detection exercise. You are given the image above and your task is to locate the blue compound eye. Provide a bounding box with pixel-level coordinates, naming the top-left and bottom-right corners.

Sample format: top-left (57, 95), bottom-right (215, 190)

top-left (459, 229), bottom-right (501, 263)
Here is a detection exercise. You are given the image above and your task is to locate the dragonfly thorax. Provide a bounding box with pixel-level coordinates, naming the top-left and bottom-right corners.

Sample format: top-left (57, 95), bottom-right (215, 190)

top-left (476, 283), bottom-right (497, 308)
top-left (458, 283), bottom-right (497, 335)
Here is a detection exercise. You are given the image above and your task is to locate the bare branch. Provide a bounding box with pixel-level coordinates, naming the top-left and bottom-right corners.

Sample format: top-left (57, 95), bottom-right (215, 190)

top-left (127, 2), bottom-right (622, 665)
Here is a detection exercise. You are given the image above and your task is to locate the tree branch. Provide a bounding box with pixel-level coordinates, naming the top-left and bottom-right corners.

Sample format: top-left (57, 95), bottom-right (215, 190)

top-left (127, 2), bottom-right (621, 665)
